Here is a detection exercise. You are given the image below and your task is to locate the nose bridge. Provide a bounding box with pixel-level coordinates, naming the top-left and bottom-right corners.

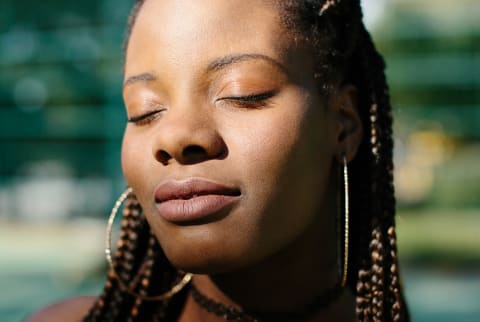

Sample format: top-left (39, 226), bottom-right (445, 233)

top-left (169, 100), bottom-right (209, 134)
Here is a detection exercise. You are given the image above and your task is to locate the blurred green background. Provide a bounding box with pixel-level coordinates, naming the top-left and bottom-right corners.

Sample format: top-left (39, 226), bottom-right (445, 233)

top-left (1, 0), bottom-right (479, 321)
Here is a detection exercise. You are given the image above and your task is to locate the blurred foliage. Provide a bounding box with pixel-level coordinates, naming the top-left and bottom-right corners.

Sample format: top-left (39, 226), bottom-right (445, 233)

top-left (369, 2), bottom-right (480, 211)
top-left (0, 0), bottom-right (131, 218)
top-left (397, 209), bottom-right (480, 267)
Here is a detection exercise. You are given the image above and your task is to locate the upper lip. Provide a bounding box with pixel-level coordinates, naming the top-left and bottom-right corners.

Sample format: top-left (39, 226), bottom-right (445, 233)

top-left (154, 178), bottom-right (241, 203)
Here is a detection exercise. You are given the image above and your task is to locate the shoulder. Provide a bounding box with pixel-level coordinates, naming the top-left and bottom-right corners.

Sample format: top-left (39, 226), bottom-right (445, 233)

top-left (25, 296), bottom-right (97, 322)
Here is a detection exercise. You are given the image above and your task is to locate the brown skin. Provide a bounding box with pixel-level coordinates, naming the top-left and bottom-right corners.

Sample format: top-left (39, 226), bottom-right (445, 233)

top-left (28, 0), bottom-right (362, 321)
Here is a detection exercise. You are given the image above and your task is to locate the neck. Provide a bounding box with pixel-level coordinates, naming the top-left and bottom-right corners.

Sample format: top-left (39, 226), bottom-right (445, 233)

top-left (177, 205), bottom-right (356, 322)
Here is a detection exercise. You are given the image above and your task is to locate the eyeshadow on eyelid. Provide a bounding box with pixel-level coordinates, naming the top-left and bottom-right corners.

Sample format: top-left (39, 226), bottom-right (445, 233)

top-left (219, 76), bottom-right (282, 92)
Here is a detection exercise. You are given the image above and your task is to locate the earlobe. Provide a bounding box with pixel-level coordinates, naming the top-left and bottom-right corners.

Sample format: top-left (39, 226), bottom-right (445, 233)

top-left (332, 84), bottom-right (363, 163)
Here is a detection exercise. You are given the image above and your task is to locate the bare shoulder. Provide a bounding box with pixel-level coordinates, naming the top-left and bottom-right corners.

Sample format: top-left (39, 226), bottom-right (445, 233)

top-left (25, 296), bottom-right (97, 322)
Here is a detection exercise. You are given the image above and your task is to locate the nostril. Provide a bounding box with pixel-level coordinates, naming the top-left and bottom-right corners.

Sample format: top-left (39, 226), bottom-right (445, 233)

top-left (182, 145), bottom-right (208, 164)
top-left (156, 150), bottom-right (172, 165)
top-left (183, 145), bottom-right (206, 156)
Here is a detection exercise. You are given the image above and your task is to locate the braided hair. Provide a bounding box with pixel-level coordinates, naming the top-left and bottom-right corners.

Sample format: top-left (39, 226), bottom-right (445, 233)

top-left (84, 1), bottom-right (409, 321)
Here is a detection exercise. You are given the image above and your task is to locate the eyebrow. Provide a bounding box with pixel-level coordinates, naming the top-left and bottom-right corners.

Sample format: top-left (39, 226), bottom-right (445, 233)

top-left (123, 53), bottom-right (287, 89)
top-left (206, 53), bottom-right (287, 73)
top-left (123, 72), bottom-right (157, 89)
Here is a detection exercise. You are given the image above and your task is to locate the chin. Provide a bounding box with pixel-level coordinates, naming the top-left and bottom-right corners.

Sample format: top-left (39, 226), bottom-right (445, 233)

top-left (156, 230), bottom-right (259, 275)
top-left (164, 249), bottom-right (248, 275)
top-left (146, 207), bottom-right (264, 275)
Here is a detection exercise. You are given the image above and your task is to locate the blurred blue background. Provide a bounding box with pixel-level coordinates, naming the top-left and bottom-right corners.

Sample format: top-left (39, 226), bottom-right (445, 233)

top-left (1, 0), bottom-right (479, 321)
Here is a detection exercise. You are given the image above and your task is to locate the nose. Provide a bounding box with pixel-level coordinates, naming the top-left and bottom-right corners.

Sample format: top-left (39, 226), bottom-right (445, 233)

top-left (152, 108), bottom-right (227, 165)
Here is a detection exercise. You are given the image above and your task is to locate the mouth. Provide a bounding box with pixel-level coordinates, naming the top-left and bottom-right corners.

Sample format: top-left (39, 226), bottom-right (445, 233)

top-left (153, 178), bottom-right (241, 223)
top-left (155, 179), bottom-right (241, 202)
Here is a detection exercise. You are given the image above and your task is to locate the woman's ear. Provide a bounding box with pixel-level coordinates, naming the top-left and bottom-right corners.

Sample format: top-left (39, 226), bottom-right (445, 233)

top-left (330, 84), bottom-right (363, 163)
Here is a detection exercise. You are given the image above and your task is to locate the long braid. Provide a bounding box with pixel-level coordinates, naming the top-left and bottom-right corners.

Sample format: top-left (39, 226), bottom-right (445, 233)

top-left (302, 1), bottom-right (408, 321)
top-left (85, 191), bottom-right (189, 322)
top-left (127, 232), bottom-right (187, 322)
top-left (357, 23), bottom-right (388, 322)
top-left (364, 28), bottom-right (405, 320)
top-left (350, 16), bottom-right (408, 322)
top-left (85, 193), bottom-right (138, 321)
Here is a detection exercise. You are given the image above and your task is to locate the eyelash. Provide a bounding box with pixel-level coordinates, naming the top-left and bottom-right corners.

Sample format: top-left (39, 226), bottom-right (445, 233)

top-left (127, 91), bottom-right (276, 125)
top-left (220, 91), bottom-right (276, 108)
top-left (127, 109), bottom-right (164, 125)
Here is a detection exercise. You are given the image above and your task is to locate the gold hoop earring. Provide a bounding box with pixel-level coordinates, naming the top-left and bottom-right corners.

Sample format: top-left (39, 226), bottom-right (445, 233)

top-left (105, 187), bottom-right (193, 301)
top-left (341, 156), bottom-right (350, 288)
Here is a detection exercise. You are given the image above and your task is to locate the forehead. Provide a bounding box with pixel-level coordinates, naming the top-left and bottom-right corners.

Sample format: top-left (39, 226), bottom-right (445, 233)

top-left (125, 0), bottom-right (293, 77)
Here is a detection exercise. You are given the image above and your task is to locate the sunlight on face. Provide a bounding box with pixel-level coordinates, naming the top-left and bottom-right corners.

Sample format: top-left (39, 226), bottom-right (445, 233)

top-left (122, 0), bottom-right (338, 274)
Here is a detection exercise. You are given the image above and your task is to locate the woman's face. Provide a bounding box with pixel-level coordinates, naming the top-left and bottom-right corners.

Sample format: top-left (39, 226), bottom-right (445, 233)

top-left (122, 0), bottom-right (341, 273)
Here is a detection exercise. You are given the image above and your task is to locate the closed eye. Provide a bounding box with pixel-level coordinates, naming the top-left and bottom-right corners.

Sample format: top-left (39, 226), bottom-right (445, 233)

top-left (218, 90), bottom-right (277, 108)
top-left (127, 109), bottom-right (165, 125)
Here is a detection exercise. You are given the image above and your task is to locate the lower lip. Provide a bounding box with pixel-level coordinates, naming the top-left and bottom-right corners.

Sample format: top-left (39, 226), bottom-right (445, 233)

top-left (155, 195), bottom-right (240, 223)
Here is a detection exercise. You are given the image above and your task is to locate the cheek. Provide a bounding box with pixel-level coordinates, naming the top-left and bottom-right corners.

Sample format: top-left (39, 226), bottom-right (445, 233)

top-left (227, 99), bottom-right (331, 202)
top-left (121, 127), bottom-right (152, 195)
top-left (121, 128), bottom-right (138, 185)
top-left (241, 117), bottom-right (302, 187)
top-left (221, 108), bottom-right (304, 212)
top-left (221, 97), bottom-right (334, 248)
